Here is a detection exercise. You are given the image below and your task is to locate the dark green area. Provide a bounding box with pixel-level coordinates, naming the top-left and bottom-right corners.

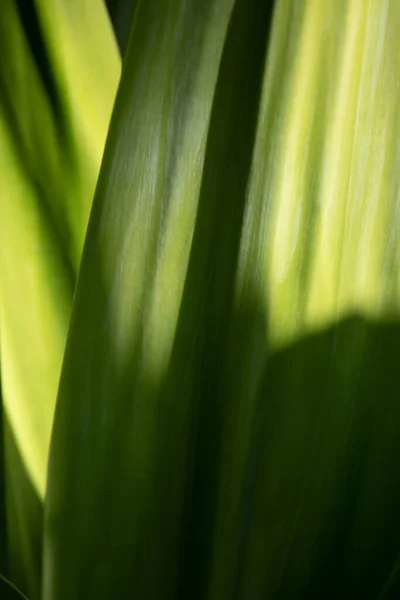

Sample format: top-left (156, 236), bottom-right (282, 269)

top-left (5, 421), bottom-right (43, 600)
top-left (105, 0), bottom-right (137, 55)
top-left (0, 360), bottom-right (8, 579)
top-left (0, 573), bottom-right (29, 599)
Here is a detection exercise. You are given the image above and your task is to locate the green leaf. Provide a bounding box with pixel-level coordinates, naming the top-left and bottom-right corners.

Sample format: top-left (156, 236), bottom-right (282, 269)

top-left (4, 418), bottom-right (43, 600)
top-left (44, 0), bottom-right (400, 599)
top-left (0, 0), bottom-right (120, 597)
top-left (0, 353), bottom-right (8, 578)
top-left (0, 573), bottom-right (29, 600)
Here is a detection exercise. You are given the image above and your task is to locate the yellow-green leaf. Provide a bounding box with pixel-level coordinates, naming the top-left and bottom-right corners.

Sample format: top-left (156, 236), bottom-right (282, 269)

top-left (0, 1), bottom-right (120, 597)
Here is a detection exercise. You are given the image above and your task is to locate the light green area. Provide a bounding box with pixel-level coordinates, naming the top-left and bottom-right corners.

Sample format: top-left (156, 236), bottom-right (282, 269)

top-left (0, 0), bottom-right (119, 502)
top-left (0, 0), bottom-right (120, 597)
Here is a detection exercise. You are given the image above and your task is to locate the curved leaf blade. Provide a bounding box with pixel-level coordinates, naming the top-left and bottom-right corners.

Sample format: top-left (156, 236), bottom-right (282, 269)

top-left (44, 1), bottom-right (400, 599)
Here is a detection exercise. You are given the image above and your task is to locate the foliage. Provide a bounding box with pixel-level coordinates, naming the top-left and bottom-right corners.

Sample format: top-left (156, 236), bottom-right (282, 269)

top-left (1, 1), bottom-right (400, 599)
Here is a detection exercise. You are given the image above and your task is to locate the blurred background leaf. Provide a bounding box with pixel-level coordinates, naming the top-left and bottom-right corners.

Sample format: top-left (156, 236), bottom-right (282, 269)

top-left (44, 0), bottom-right (400, 599)
top-left (0, 0), bottom-right (120, 597)
top-left (0, 357), bottom-right (8, 579)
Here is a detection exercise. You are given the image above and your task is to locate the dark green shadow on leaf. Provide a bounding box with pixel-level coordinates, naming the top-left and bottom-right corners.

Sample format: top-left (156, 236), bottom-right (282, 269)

top-left (4, 420), bottom-right (42, 600)
top-left (0, 573), bottom-right (29, 599)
